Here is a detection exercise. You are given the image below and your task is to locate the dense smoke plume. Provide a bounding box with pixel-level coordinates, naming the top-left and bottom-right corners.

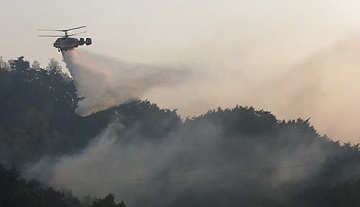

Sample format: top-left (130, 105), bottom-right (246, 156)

top-left (257, 35), bottom-right (360, 142)
top-left (27, 118), bottom-right (333, 207)
top-left (61, 34), bottom-right (359, 142)
top-left (147, 35), bottom-right (360, 142)
top-left (62, 50), bottom-right (189, 116)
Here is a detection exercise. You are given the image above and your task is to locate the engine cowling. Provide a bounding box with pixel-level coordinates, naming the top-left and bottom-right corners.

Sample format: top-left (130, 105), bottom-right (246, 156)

top-left (79, 38), bottom-right (85, 45)
top-left (85, 38), bottom-right (92, 45)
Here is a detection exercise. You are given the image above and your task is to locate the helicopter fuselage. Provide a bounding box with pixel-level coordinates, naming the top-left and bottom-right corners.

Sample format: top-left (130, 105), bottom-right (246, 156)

top-left (53, 37), bottom-right (92, 52)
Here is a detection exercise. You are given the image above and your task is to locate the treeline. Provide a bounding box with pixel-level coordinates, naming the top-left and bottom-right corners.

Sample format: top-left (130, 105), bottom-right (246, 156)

top-left (0, 56), bottom-right (131, 207)
top-left (0, 56), bottom-right (180, 166)
top-left (180, 108), bottom-right (360, 207)
top-left (0, 56), bottom-right (360, 207)
top-left (0, 163), bottom-right (126, 207)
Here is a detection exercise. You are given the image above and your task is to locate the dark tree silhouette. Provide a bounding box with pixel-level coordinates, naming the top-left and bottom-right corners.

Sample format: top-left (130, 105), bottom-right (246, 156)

top-left (0, 164), bottom-right (81, 207)
top-left (91, 194), bottom-right (126, 207)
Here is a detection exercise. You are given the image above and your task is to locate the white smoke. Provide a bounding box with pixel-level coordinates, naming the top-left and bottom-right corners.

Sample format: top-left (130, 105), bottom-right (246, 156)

top-left (62, 50), bottom-right (190, 116)
top-left (26, 119), bottom-right (330, 207)
top-left (146, 34), bottom-right (360, 142)
top-left (60, 35), bottom-right (359, 142)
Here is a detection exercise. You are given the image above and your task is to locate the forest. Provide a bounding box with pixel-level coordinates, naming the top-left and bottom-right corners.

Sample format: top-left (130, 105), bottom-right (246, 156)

top-left (0, 56), bottom-right (359, 207)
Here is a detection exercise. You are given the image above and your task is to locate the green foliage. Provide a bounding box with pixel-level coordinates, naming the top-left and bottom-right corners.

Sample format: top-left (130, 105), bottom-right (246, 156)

top-left (0, 56), bottom-right (360, 207)
top-left (91, 194), bottom-right (126, 207)
top-left (0, 164), bottom-right (80, 207)
top-left (0, 57), bottom-right (109, 164)
top-left (111, 100), bottom-right (181, 139)
top-left (0, 57), bottom-right (183, 165)
top-left (0, 56), bottom-right (78, 164)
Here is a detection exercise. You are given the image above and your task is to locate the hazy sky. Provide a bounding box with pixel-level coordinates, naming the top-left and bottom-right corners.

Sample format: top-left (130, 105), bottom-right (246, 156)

top-left (1, 0), bottom-right (359, 142)
top-left (0, 0), bottom-right (358, 65)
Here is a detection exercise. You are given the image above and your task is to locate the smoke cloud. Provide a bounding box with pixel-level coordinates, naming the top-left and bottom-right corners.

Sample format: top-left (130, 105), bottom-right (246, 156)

top-left (26, 119), bottom-right (333, 207)
top-left (147, 34), bottom-right (360, 143)
top-left (62, 50), bottom-right (190, 116)
top-left (255, 34), bottom-right (360, 142)
top-left (60, 34), bottom-right (359, 142)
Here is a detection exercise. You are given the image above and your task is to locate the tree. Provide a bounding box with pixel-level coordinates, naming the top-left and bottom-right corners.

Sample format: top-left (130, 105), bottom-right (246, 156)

top-left (47, 58), bottom-right (62, 74)
top-left (91, 193), bottom-right (126, 207)
top-left (31, 60), bottom-right (41, 70)
top-left (0, 164), bottom-right (81, 207)
top-left (9, 56), bottom-right (30, 71)
top-left (0, 56), bottom-right (10, 70)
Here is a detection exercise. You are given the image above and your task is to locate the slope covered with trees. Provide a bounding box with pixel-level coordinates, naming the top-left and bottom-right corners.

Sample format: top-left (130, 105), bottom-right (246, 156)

top-left (0, 56), bottom-right (359, 207)
top-left (0, 163), bottom-right (127, 207)
top-left (0, 56), bottom-right (180, 166)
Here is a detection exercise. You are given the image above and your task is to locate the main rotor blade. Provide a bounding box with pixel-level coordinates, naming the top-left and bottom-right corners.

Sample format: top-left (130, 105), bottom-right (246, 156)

top-left (68, 31), bottom-right (86, 36)
top-left (38, 29), bottom-right (63, 32)
top-left (66, 26), bottom-right (86, 32)
top-left (38, 35), bottom-right (63, 37)
top-left (38, 26), bottom-right (86, 32)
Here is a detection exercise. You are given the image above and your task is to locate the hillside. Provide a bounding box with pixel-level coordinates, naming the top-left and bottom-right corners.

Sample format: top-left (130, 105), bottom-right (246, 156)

top-left (0, 56), bottom-right (359, 207)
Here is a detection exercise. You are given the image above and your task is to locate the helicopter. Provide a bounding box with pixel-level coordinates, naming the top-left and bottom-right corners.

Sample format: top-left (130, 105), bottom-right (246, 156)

top-left (38, 26), bottom-right (92, 52)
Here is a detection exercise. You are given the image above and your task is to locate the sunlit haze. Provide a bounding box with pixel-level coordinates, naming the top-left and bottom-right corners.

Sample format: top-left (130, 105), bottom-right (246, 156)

top-left (1, 0), bottom-right (359, 143)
